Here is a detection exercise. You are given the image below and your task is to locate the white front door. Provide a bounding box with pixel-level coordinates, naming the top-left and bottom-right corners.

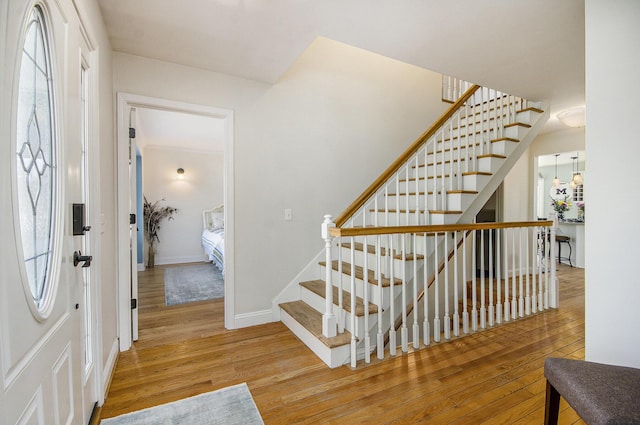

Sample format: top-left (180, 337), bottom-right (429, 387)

top-left (0, 1), bottom-right (100, 423)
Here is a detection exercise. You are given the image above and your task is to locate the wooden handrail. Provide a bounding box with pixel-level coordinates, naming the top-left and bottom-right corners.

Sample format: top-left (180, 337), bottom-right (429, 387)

top-left (334, 84), bottom-right (481, 228)
top-left (329, 220), bottom-right (553, 238)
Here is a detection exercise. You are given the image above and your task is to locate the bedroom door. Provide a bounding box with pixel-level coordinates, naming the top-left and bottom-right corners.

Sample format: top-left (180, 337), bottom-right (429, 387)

top-left (129, 107), bottom-right (140, 341)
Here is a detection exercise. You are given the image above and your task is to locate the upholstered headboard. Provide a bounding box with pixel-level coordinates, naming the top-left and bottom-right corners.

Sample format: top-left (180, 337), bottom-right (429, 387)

top-left (202, 205), bottom-right (224, 231)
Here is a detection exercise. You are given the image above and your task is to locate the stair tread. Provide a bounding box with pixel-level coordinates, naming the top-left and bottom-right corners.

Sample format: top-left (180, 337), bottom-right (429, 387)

top-left (429, 210), bottom-right (463, 214)
top-left (477, 153), bottom-right (507, 159)
top-left (504, 122), bottom-right (531, 129)
top-left (462, 171), bottom-right (492, 176)
top-left (319, 260), bottom-right (399, 287)
top-left (490, 137), bottom-right (519, 143)
top-left (518, 106), bottom-right (544, 113)
top-left (280, 301), bottom-right (352, 348)
top-left (300, 279), bottom-right (379, 315)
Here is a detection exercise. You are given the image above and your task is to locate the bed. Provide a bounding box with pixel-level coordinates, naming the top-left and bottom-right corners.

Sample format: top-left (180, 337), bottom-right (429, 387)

top-left (202, 205), bottom-right (225, 273)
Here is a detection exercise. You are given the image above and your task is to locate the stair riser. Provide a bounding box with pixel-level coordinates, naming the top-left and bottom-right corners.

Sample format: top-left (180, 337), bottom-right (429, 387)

top-left (279, 308), bottom-right (350, 368)
top-left (462, 173), bottom-right (493, 192)
top-left (477, 156), bottom-right (505, 174)
top-left (491, 139), bottom-right (519, 157)
top-left (319, 266), bottom-right (405, 309)
top-left (300, 287), bottom-right (379, 339)
top-left (385, 193), bottom-right (476, 212)
top-left (338, 245), bottom-right (427, 277)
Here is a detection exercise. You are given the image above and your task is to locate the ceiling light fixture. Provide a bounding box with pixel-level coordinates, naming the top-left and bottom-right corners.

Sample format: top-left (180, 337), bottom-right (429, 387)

top-left (177, 167), bottom-right (185, 179)
top-left (572, 152), bottom-right (583, 186)
top-left (570, 156), bottom-right (578, 189)
top-left (556, 106), bottom-right (586, 128)
top-left (552, 154), bottom-right (560, 188)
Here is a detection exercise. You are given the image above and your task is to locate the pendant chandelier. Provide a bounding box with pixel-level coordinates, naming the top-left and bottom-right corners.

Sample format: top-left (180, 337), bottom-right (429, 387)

top-left (572, 152), bottom-right (583, 186)
top-left (552, 154), bottom-right (560, 188)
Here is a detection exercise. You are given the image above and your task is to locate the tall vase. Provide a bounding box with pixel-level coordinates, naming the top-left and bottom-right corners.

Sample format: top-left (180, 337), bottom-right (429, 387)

top-left (148, 245), bottom-right (155, 268)
top-left (557, 211), bottom-right (565, 222)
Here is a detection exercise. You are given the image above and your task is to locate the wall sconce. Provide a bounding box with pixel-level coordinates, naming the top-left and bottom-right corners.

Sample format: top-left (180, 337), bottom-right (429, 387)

top-left (177, 167), bottom-right (185, 179)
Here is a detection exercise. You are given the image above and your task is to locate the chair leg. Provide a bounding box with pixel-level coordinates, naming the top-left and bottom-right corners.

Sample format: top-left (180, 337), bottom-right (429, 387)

top-left (544, 380), bottom-right (561, 425)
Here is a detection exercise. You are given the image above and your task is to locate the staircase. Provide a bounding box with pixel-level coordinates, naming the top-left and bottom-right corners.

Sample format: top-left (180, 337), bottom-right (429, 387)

top-left (275, 85), bottom-right (552, 368)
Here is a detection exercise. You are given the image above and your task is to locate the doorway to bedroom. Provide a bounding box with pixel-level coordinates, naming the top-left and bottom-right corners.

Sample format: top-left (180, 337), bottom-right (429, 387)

top-left (116, 93), bottom-right (234, 350)
top-left (136, 108), bottom-right (225, 338)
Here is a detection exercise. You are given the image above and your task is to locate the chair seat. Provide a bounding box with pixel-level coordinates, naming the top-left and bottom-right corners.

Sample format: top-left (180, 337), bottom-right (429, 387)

top-left (544, 357), bottom-right (640, 424)
top-left (555, 235), bottom-right (570, 242)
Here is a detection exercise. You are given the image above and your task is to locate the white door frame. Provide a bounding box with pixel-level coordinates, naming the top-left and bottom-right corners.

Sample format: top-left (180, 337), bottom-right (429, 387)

top-left (116, 93), bottom-right (235, 351)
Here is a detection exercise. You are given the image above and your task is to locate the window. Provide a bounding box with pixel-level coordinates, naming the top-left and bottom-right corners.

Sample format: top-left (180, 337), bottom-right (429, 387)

top-left (15, 5), bottom-right (58, 316)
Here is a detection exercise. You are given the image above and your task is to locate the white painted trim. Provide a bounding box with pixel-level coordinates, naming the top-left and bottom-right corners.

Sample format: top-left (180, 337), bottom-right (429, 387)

top-left (233, 310), bottom-right (273, 329)
top-left (116, 93), bottom-right (235, 348)
top-left (154, 255), bottom-right (207, 266)
top-left (100, 338), bottom-right (119, 404)
top-left (137, 263), bottom-right (145, 272)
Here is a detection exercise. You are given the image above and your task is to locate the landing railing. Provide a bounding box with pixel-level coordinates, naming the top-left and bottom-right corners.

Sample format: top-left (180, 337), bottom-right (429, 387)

top-left (321, 218), bottom-right (558, 367)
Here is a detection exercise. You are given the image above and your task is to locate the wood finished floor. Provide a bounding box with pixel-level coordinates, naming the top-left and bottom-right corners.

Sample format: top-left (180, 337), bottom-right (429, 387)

top-left (97, 262), bottom-right (585, 424)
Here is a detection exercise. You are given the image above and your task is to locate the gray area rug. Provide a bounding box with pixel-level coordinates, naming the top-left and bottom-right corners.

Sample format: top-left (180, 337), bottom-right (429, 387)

top-left (101, 383), bottom-right (264, 425)
top-left (164, 264), bottom-right (224, 306)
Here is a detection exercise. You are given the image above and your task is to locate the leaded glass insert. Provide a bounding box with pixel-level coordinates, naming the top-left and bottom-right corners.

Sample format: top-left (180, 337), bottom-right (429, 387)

top-left (16, 6), bottom-right (57, 311)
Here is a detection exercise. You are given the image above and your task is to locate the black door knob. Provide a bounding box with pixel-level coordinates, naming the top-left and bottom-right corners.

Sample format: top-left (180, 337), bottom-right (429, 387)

top-left (73, 251), bottom-right (93, 268)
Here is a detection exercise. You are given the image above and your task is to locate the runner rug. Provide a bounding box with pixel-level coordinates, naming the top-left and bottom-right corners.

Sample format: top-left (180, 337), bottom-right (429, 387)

top-left (100, 383), bottom-right (263, 425)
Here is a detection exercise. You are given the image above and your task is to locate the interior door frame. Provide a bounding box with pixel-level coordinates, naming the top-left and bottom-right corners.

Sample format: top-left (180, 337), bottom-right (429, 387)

top-left (116, 93), bottom-right (235, 350)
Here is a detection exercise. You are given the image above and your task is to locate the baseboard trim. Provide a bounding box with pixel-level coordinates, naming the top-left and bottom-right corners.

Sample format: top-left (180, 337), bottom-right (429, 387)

top-left (234, 309), bottom-right (272, 328)
top-left (101, 338), bottom-right (120, 404)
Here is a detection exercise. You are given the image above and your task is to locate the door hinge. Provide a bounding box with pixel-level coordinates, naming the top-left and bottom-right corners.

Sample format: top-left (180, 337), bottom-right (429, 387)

top-left (130, 213), bottom-right (136, 225)
top-left (131, 298), bottom-right (137, 309)
top-left (129, 127), bottom-right (136, 138)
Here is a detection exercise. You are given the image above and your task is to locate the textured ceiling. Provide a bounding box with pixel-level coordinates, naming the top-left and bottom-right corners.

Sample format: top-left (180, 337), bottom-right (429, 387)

top-left (99, 0), bottom-right (585, 138)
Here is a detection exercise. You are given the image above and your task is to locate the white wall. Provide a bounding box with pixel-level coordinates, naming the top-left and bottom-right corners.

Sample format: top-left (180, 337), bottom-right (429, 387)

top-left (114, 36), bottom-right (449, 318)
top-left (585, 0), bottom-right (640, 367)
top-left (141, 147), bottom-right (224, 265)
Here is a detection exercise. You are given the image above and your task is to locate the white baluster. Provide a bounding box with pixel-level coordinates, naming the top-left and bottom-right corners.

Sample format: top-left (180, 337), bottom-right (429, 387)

top-left (444, 231), bottom-right (451, 340)
top-left (471, 228), bottom-right (478, 331)
top-left (413, 233), bottom-right (420, 348)
top-left (350, 237), bottom-right (356, 367)
top-left (525, 228), bottom-right (531, 316)
top-left (423, 232), bottom-right (431, 346)
top-left (538, 227), bottom-right (545, 311)
top-left (504, 227), bottom-right (511, 322)
top-left (401, 234), bottom-right (408, 352)
top-left (321, 215), bottom-right (337, 338)
top-left (453, 231), bottom-right (460, 337)
top-left (480, 228), bottom-right (486, 329)
top-left (363, 235), bottom-right (370, 364)
top-left (377, 235), bottom-right (384, 359)
top-left (550, 219), bottom-right (558, 308)
top-left (496, 228), bottom-right (502, 324)
top-left (389, 236), bottom-right (396, 355)
top-left (462, 230), bottom-right (469, 334)
top-left (511, 227), bottom-right (518, 320)
top-left (338, 240), bottom-right (344, 333)
top-left (488, 227), bottom-right (494, 327)
top-left (518, 227), bottom-right (524, 317)
top-left (433, 233), bottom-right (441, 343)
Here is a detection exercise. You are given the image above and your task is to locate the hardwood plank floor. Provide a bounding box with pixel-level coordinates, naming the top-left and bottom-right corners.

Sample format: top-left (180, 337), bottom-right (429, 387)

top-left (96, 263), bottom-right (585, 424)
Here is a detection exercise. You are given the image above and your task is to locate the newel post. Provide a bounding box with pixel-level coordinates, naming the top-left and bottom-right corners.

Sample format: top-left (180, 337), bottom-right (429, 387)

top-left (321, 215), bottom-right (337, 337)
